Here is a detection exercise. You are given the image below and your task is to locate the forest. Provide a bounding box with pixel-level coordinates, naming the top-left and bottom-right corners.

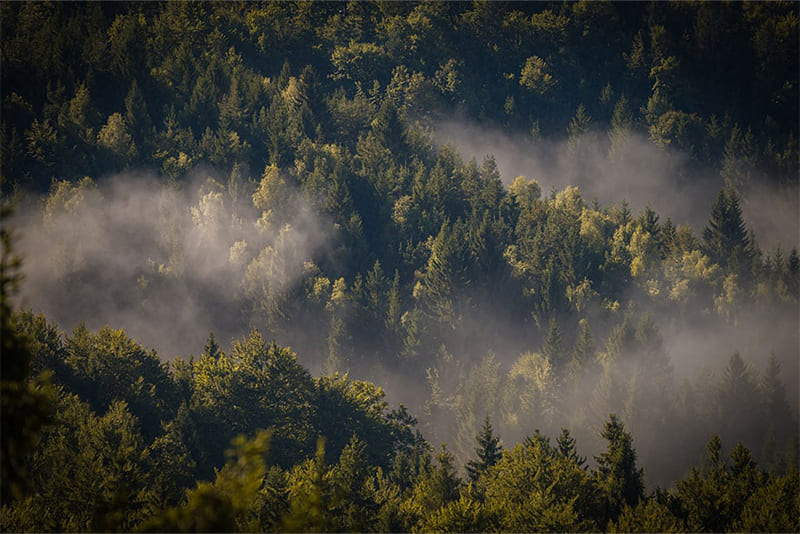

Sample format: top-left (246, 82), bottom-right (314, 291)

top-left (1, 1), bottom-right (798, 532)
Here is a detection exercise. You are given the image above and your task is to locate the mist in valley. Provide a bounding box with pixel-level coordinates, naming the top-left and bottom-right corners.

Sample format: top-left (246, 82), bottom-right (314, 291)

top-left (10, 121), bottom-right (798, 488)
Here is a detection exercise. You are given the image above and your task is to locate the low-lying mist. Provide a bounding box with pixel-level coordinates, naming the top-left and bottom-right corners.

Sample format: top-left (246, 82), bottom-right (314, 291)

top-left (433, 119), bottom-right (799, 251)
top-left (9, 122), bottom-right (799, 488)
top-left (13, 168), bottom-right (331, 359)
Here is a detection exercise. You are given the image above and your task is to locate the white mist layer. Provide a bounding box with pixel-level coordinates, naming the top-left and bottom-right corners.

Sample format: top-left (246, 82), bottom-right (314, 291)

top-left (433, 119), bottom-right (799, 251)
top-left (13, 169), bottom-right (331, 359)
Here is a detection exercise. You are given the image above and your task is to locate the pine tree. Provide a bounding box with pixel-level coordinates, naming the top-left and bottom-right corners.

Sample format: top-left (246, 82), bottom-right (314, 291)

top-left (371, 99), bottom-right (406, 156)
top-left (385, 270), bottom-right (401, 331)
top-left (609, 95), bottom-right (633, 159)
top-left (703, 188), bottom-right (752, 276)
top-left (282, 438), bottom-right (335, 532)
top-left (717, 353), bottom-right (762, 446)
top-left (542, 316), bottom-right (568, 371)
top-left (465, 416), bottom-right (502, 482)
top-left (760, 354), bottom-right (795, 465)
top-left (567, 104), bottom-right (592, 147)
top-left (557, 428), bottom-right (586, 468)
top-left (365, 260), bottom-right (386, 321)
top-left (721, 125), bottom-right (757, 193)
top-left (638, 206), bottom-right (662, 256)
top-left (661, 218), bottom-right (677, 254)
top-left (124, 79), bottom-right (152, 146)
top-left (415, 220), bottom-right (469, 328)
top-left (202, 331), bottom-right (222, 360)
top-left (430, 444), bottom-right (461, 507)
top-left (332, 435), bottom-right (378, 532)
top-left (594, 414), bottom-right (645, 526)
top-left (570, 318), bottom-right (595, 372)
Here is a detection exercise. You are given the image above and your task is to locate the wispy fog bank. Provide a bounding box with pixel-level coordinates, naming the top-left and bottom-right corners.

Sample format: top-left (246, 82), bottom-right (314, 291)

top-left (433, 119), bottom-right (799, 251)
top-left (13, 169), bottom-right (330, 359)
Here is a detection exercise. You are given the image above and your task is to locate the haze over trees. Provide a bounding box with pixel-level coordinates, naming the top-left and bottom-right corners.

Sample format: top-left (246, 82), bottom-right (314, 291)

top-left (1, 1), bottom-right (798, 532)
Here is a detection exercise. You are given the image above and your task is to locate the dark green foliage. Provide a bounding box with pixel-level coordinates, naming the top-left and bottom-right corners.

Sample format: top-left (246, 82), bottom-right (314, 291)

top-left (542, 316), bottom-right (568, 372)
top-left (570, 318), bottom-right (595, 372)
top-left (703, 188), bottom-right (753, 277)
top-left (483, 433), bottom-right (598, 532)
top-left (2, 395), bottom-right (151, 531)
top-left (594, 414), bottom-right (645, 526)
top-left (716, 353), bottom-right (763, 448)
top-left (557, 428), bottom-right (586, 469)
top-left (672, 435), bottom-right (799, 533)
top-left (62, 324), bottom-right (178, 440)
top-left (1, 2), bottom-right (798, 531)
top-left (202, 331), bottom-right (222, 360)
top-left (1, 305), bottom-right (796, 531)
top-left (0, 203), bottom-right (54, 502)
top-left (465, 416), bottom-right (502, 482)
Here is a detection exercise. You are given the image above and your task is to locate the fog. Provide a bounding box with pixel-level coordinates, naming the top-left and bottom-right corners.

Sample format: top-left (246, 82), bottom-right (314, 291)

top-left (13, 167), bottom-right (331, 359)
top-left (420, 118), bottom-right (800, 484)
top-left (433, 119), bottom-right (799, 251)
top-left (9, 121), bottom-right (799, 487)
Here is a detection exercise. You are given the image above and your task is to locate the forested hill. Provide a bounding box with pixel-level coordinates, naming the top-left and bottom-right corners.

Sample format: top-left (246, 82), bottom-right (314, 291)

top-left (1, 2), bottom-right (797, 190)
top-left (1, 2), bottom-right (799, 532)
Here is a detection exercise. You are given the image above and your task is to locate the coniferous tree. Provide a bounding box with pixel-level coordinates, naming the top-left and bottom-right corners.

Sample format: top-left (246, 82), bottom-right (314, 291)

top-left (570, 318), bottom-right (595, 372)
top-left (717, 352), bottom-right (762, 447)
top-left (0, 203), bottom-right (54, 502)
top-left (557, 428), bottom-right (586, 469)
top-left (0, 3), bottom-right (798, 530)
top-left (542, 316), bottom-right (568, 372)
top-left (202, 331), bottom-right (222, 360)
top-left (124, 79), bottom-right (152, 148)
top-left (465, 415), bottom-right (502, 482)
top-left (703, 188), bottom-right (753, 277)
top-left (594, 414), bottom-right (645, 526)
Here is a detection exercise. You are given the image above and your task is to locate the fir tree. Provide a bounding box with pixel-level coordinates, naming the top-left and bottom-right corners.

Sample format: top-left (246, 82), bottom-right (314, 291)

top-left (542, 316), bottom-right (568, 371)
top-left (703, 188), bottom-right (753, 276)
top-left (594, 414), bottom-right (645, 526)
top-left (202, 331), bottom-right (222, 360)
top-left (465, 416), bottom-right (502, 482)
top-left (570, 318), bottom-right (595, 371)
top-left (557, 428), bottom-right (586, 468)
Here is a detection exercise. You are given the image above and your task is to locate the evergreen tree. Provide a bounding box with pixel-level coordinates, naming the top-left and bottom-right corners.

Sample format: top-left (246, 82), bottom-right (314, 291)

top-left (762, 355), bottom-right (792, 429)
top-left (594, 414), bottom-right (645, 526)
top-left (0, 203), bottom-right (54, 502)
top-left (570, 318), bottom-right (595, 371)
top-left (202, 331), bottom-right (222, 360)
top-left (465, 415), bottom-right (502, 482)
top-left (542, 316), bottom-right (568, 372)
top-left (557, 428), bottom-right (586, 469)
top-left (567, 104), bottom-right (592, 147)
top-left (703, 188), bottom-right (753, 277)
top-left (717, 352), bottom-right (762, 447)
top-left (124, 79), bottom-right (152, 148)
top-left (331, 435), bottom-right (379, 532)
top-left (414, 220), bottom-right (470, 328)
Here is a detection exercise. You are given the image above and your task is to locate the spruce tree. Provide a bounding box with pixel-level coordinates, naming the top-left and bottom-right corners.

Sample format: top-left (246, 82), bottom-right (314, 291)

top-left (202, 331), bottom-right (222, 360)
top-left (557, 428), bottom-right (586, 468)
top-left (570, 318), bottom-right (595, 371)
top-left (465, 416), bottom-right (502, 482)
top-left (124, 78), bottom-right (152, 145)
top-left (594, 414), bottom-right (645, 526)
top-left (542, 316), bottom-right (568, 371)
top-left (703, 188), bottom-right (753, 276)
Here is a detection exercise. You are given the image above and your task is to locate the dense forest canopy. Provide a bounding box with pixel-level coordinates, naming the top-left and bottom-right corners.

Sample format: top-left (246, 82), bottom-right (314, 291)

top-left (1, 1), bottom-right (799, 532)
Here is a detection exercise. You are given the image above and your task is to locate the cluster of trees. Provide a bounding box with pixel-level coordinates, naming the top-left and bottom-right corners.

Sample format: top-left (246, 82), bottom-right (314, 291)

top-left (1, 292), bottom-right (797, 531)
top-left (1, 2), bottom-right (798, 531)
top-left (29, 143), bottom-right (799, 483)
top-left (1, 2), bottom-right (797, 190)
